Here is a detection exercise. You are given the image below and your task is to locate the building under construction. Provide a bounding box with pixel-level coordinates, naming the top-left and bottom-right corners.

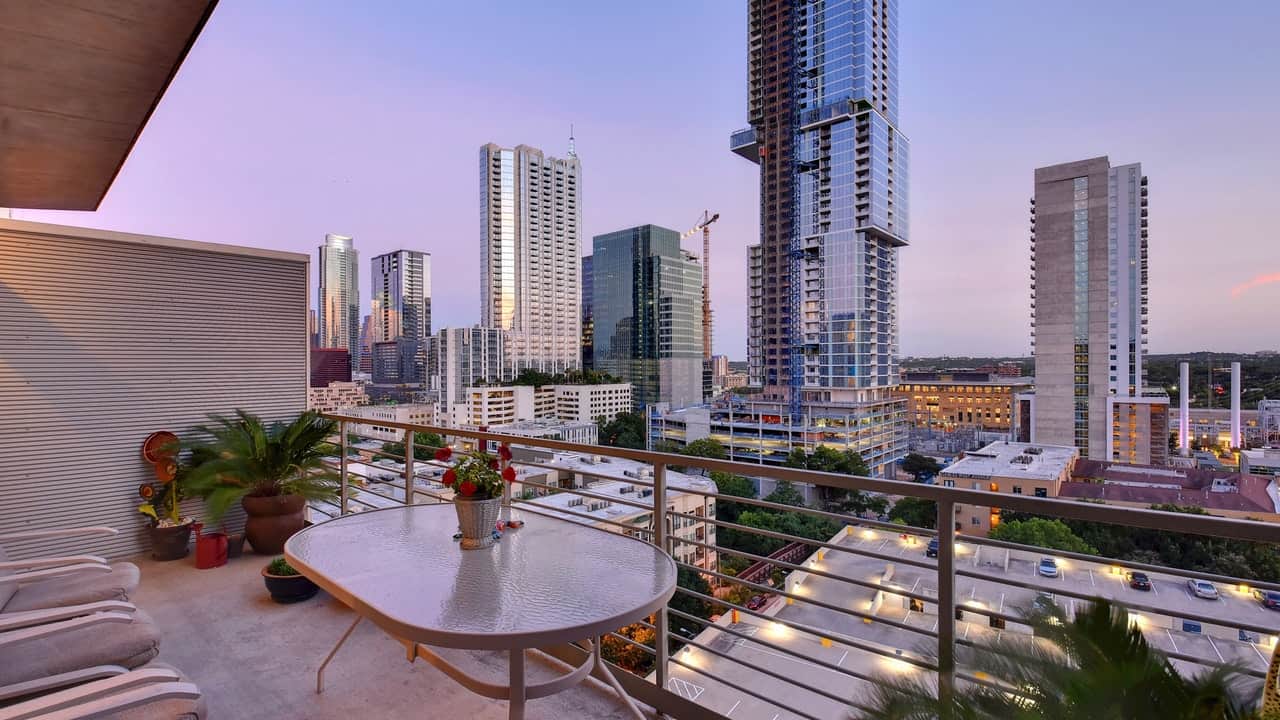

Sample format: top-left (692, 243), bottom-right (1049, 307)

top-left (722, 0), bottom-right (909, 477)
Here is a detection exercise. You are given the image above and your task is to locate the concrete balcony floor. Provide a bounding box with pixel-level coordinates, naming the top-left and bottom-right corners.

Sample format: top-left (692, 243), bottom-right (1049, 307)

top-left (131, 553), bottom-right (649, 719)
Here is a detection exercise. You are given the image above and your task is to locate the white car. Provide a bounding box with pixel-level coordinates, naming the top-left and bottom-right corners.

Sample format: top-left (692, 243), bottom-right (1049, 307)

top-left (1187, 579), bottom-right (1219, 600)
top-left (1037, 557), bottom-right (1060, 578)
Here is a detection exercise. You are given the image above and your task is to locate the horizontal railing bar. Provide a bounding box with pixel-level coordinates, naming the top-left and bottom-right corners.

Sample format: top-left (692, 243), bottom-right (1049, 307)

top-left (511, 499), bottom-right (651, 535)
top-left (670, 483), bottom-right (936, 537)
top-left (674, 584), bottom-right (938, 668)
top-left (321, 412), bottom-right (1280, 545)
top-left (669, 631), bottom-right (876, 708)
top-left (669, 535), bottom-right (939, 605)
top-left (666, 509), bottom-right (939, 571)
top-left (510, 477), bottom-right (658, 513)
top-left (506, 457), bottom-right (661, 489)
top-left (666, 655), bottom-right (828, 720)
top-left (959, 534), bottom-right (1280, 594)
top-left (603, 631), bottom-right (656, 657)
top-left (665, 607), bottom-right (886, 684)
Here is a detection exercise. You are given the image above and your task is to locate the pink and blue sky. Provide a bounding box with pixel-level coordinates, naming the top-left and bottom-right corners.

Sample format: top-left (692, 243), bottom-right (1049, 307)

top-left (16, 1), bottom-right (1280, 358)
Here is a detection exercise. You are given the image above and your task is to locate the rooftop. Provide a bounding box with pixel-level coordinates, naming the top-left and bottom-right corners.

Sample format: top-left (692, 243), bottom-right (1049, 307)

top-left (940, 440), bottom-right (1078, 482)
top-left (1064, 458), bottom-right (1279, 514)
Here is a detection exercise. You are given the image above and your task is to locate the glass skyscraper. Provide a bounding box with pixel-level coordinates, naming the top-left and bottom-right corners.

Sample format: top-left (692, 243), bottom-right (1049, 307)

top-left (593, 225), bottom-right (703, 411)
top-left (370, 249), bottom-right (431, 384)
top-left (317, 233), bottom-right (359, 374)
top-left (726, 0), bottom-right (908, 477)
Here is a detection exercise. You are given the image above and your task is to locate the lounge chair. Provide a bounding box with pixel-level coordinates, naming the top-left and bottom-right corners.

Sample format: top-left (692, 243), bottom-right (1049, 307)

top-left (0, 663), bottom-right (204, 720)
top-left (0, 603), bottom-right (160, 696)
top-left (0, 528), bottom-right (141, 613)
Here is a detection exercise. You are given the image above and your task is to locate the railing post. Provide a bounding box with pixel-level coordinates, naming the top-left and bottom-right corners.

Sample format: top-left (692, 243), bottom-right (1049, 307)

top-left (339, 421), bottom-right (349, 516)
top-left (653, 461), bottom-right (669, 693)
top-left (936, 498), bottom-right (956, 717)
top-left (403, 429), bottom-right (415, 506)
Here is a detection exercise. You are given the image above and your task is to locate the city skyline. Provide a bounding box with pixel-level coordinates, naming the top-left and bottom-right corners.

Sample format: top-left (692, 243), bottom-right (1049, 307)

top-left (12, 1), bottom-right (1280, 358)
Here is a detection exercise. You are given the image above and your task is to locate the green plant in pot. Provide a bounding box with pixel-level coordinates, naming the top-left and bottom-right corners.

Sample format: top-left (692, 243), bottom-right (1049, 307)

top-left (261, 556), bottom-right (318, 603)
top-left (185, 411), bottom-right (340, 555)
top-left (137, 476), bottom-right (192, 561)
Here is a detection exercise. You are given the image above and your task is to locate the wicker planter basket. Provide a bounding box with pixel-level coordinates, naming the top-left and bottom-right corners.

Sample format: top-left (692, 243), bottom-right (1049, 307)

top-left (454, 497), bottom-right (501, 550)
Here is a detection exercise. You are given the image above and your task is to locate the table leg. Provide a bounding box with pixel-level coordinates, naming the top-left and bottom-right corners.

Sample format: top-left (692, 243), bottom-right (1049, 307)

top-left (590, 637), bottom-right (648, 720)
top-left (317, 615), bottom-right (363, 694)
top-left (509, 648), bottom-right (525, 720)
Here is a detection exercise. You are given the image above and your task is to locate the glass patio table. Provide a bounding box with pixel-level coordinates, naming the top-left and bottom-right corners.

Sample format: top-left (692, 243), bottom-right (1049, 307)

top-left (286, 504), bottom-right (677, 720)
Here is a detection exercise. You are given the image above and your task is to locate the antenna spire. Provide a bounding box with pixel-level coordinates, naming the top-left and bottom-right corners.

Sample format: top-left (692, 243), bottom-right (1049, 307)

top-left (568, 123), bottom-right (577, 158)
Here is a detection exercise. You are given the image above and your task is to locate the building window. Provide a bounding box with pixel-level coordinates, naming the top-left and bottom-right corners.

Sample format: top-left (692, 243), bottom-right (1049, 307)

top-left (970, 517), bottom-right (980, 526)
top-left (1012, 486), bottom-right (1022, 494)
top-left (1034, 488), bottom-right (1047, 498)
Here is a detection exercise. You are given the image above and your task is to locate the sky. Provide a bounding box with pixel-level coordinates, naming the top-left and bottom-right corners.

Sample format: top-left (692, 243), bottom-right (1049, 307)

top-left (16, 1), bottom-right (1280, 359)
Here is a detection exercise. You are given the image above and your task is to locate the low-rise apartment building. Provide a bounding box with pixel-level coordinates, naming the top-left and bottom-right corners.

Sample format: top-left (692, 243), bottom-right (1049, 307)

top-left (939, 441), bottom-right (1079, 535)
top-left (344, 402), bottom-right (441, 441)
top-left (515, 451), bottom-right (718, 571)
top-left (308, 381), bottom-right (369, 413)
top-left (553, 383), bottom-right (632, 423)
top-left (489, 419), bottom-right (598, 446)
top-left (893, 371), bottom-right (1034, 434)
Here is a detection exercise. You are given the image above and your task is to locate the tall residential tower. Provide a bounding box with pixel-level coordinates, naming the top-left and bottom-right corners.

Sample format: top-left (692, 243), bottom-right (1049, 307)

top-left (480, 143), bottom-right (582, 374)
top-left (317, 233), bottom-right (360, 374)
top-left (725, 0), bottom-right (908, 476)
top-left (1030, 157), bottom-right (1166, 464)
top-left (370, 249), bottom-right (431, 385)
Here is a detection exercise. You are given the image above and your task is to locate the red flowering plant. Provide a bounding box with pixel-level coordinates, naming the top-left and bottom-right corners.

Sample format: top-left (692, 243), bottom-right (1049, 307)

top-left (436, 445), bottom-right (517, 500)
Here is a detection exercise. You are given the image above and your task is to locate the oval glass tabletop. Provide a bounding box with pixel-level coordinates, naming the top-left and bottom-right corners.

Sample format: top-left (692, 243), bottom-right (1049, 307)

top-left (286, 504), bottom-right (678, 650)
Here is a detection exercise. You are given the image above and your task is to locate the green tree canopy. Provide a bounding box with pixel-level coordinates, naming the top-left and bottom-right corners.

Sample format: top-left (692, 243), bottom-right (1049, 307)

top-left (597, 412), bottom-right (647, 450)
top-left (988, 517), bottom-right (1097, 554)
top-left (379, 431), bottom-right (444, 462)
top-left (783, 447), bottom-right (882, 510)
top-left (681, 438), bottom-right (728, 461)
top-left (901, 453), bottom-right (943, 482)
top-left (511, 368), bottom-right (621, 386)
top-left (888, 497), bottom-right (937, 529)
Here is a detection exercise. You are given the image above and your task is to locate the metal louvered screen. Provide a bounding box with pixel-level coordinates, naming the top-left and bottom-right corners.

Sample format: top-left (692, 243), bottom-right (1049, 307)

top-left (0, 220), bottom-right (309, 560)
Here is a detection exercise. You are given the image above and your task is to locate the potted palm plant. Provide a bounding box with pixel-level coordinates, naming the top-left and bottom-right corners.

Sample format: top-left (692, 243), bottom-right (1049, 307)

top-left (184, 410), bottom-right (340, 555)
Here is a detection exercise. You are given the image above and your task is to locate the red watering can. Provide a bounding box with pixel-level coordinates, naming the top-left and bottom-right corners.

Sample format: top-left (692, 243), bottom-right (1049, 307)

top-left (192, 523), bottom-right (227, 569)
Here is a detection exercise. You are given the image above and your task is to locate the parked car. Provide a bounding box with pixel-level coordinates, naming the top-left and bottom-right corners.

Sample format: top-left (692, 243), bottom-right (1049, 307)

top-left (926, 538), bottom-right (939, 558)
top-left (1126, 571), bottom-right (1152, 591)
top-left (1253, 589), bottom-right (1280, 610)
top-left (746, 595), bottom-right (766, 611)
top-left (1187, 579), bottom-right (1219, 600)
top-left (1037, 557), bottom-right (1060, 578)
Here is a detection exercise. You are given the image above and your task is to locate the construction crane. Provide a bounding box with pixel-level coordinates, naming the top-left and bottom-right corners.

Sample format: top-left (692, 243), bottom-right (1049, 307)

top-left (681, 211), bottom-right (720, 360)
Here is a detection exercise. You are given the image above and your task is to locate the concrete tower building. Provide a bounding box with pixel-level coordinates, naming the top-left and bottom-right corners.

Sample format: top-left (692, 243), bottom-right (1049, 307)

top-left (317, 233), bottom-right (360, 374)
top-left (725, 0), bottom-right (908, 477)
top-left (1031, 157), bottom-right (1167, 464)
top-left (480, 142), bottom-right (582, 375)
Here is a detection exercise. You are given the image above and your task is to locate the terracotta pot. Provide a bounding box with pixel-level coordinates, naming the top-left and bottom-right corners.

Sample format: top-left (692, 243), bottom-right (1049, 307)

top-left (149, 523), bottom-right (193, 561)
top-left (241, 494), bottom-right (306, 555)
top-left (261, 566), bottom-right (318, 603)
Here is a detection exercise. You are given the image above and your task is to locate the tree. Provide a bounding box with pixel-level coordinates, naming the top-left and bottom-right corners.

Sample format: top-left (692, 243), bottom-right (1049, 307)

top-left (597, 412), bottom-right (647, 450)
top-left (901, 453), bottom-right (943, 483)
top-left (512, 368), bottom-right (621, 386)
top-left (783, 446), bottom-right (881, 510)
top-left (668, 567), bottom-right (713, 648)
top-left (710, 471), bottom-right (756, 524)
top-left (600, 620), bottom-right (655, 676)
top-left (681, 438), bottom-right (728, 461)
top-left (764, 480), bottom-right (805, 507)
top-left (988, 518), bottom-right (1097, 554)
top-left (379, 431), bottom-right (444, 462)
top-left (888, 497), bottom-right (937, 529)
top-left (860, 598), bottom-right (1262, 720)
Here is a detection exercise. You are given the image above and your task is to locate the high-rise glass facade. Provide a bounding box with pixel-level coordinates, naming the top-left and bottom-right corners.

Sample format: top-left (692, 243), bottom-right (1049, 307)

top-left (317, 233), bottom-right (359, 374)
top-left (593, 225), bottom-right (703, 410)
top-left (479, 143), bottom-right (582, 374)
top-left (370, 249), bottom-right (431, 384)
top-left (581, 255), bottom-right (593, 370)
top-left (728, 0), bottom-right (908, 477)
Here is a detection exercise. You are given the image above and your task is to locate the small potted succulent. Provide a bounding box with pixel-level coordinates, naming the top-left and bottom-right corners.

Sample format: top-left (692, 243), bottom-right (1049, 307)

top-left (261, 557), bottom-right (318, 603)
top-left (437, 445), bottom-right (516, 550)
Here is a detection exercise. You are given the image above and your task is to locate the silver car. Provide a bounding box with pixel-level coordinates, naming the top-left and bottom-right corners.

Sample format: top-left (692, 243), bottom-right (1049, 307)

top-left (1187, 579), bottom-right (1219, 600)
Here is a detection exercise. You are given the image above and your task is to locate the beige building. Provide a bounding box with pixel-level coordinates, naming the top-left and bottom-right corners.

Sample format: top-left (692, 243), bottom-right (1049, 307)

top-left (344, 403), bottom-right (440, 441)
top-left (553, 383), bottom-right (632, 423)
top-left (939, 441), bottom-right (1078, 535)
top-left (516, 451), bottom-right (718, 571)
top-left (1111, 397), bottom-right (1169, 466)
top-left (894, 372), bottom-right (1034, 434)
top-left (451, 385), bottom-right (555, 427)
top-left (307, 381), bottom-right (369, 413)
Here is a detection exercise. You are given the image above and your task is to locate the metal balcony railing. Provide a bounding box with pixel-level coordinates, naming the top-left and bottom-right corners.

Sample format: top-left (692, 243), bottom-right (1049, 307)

top-left (316, 412), bottom-right (1280, 720)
